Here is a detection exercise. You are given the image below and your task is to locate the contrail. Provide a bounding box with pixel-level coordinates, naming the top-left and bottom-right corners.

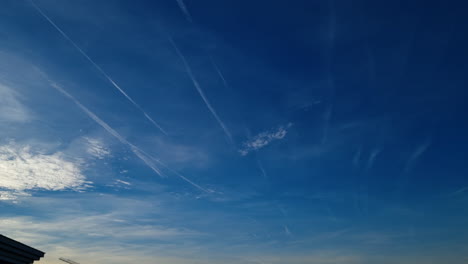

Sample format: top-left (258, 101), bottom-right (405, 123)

top-left (30, 0), bottom-right (167, 135)
top-left (168, 37), bottom-right (233, 144)
top-left (209, 55), bottom-right (229, 90)
top-left (126, 145), bottom-right (212, 193)
top-left (175, 0), bottom-right (193, 23)
top-left (257, 159), bottom-right (267, 178)
top-left (50, 82), bottom-right (210, 192)
top-left (153, 159), bottom-right (213, 193)
top-left (49, 82), bottom-right (163, 176)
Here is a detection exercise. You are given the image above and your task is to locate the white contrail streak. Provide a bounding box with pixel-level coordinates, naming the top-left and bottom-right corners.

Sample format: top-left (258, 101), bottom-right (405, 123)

top-left (49, 82), bottom-right (164, 176)
top-left (175, 0), bottom-right (193, 23)
top-left (209, 55), bottom-right (229, 90)
top-left (127, 146), bottom-right (212, 193)
top-left (30, 0), bottom-right (167, 135)
top-left (257, 159), bottom-right (267, 178)
top-left (168, 38), bottom-right (233, 144)
top-left (154, 159), bottom-right (213, 193)
top-left (50, 82), bottom-right (210, 192)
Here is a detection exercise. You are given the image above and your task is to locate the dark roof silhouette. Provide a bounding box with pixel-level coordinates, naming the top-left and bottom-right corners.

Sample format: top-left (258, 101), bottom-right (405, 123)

top-left (0, 234), bottom-right (45, 264)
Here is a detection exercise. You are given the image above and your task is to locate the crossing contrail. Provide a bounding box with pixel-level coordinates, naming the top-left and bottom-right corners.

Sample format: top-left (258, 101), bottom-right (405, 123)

top-left (168, 37), bottom-right (234, 144)
top-left (153, 158), bottom-right (213, 193)
top-left (30, 0), bottom-right (167, 135)
top-left (50, 82), bottom-right (163, 176)
top-left (49, 81), bottom-right (210, 193)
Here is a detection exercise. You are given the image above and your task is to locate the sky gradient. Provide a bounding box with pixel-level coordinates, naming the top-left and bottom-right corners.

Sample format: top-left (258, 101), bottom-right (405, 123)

top-left (1, 0), bottom-right (468, 263)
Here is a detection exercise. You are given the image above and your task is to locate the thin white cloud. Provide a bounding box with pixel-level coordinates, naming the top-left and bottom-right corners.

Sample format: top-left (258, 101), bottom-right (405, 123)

top-left (404, 140), bottom-right (431, 173)
top-left (0, 215), bottom-right (200, 239)
top-left (0, 190), bottom-right (30, 201)
top-left (0, 84), bottom-right (31, 123)
top-left (30, 0), bottom-right (167, 135)
top-left (322, 105), bottom-right (333, 144)
top-left (365, 148), bottom-right (382, 171)
top-left (175, 0), bottom-right (193, 23)
top-left (169, 38), bottom-right (234, 144)
top-left (0, 210), bottom-right (210, 264)
top-left (84, 137), bottom-right (110, 159)
top-left (0, 143), bottom-right (90, 199)
top-left (239, 124), bottom-right (292, 156)
top-left (149, 137), bottom-right (211, 168)
top-left (352, 146), bottom-right (362, 168)
top-left (115, 179), bottom-right (131, 186)
top-left (451, 186), bottom-right (468, 196)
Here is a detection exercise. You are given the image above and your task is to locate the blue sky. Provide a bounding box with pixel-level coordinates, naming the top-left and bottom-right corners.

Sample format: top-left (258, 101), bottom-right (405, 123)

top-left (1, 0), bottom-right (468, 263)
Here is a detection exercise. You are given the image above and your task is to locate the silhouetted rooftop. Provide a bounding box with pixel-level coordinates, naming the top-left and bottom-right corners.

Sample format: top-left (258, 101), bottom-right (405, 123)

top-left (0, 235), bottom-right (45, 264)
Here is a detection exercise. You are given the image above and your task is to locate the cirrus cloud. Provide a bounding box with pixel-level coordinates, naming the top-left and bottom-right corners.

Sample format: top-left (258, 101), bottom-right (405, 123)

top-left (0, 142), bottom-right (91, 200)
top-left (239, 123), bottom-right (292, 156)
top-left (0, 83), bottom-right (31, 123)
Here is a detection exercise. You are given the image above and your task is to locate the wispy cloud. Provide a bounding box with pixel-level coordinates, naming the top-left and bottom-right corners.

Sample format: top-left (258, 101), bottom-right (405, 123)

top-left (84, 137), bottom-right (110, 159)
top-left (365, 148), bottom-right (382, 171)
top-left (0, 84), bottom-right (31, 123)
top-left (0, 142), bottom-right (90, 200)
top-left (451, 186), bottom-right (468, 196)
top-left (404, 140), bottom-right (431, 173)
top-left (169, 38), bottom-right (234, 144)
top-left (239, 124), bottom-right (292, 156)
top-left (322, 105), bottom-right (333, 144)
top-left (0, 214), bottom-right (204, 263)
top-left (352, 146), bottom-right (362, 168)
top-left (148, 137), bottom-right (211, 169)
top-left (0, 190), bottom-right (30, 201)
top-left (175, 0), bottom-right (193, 23)
top-left (30, 0), bottom-right (167, 135)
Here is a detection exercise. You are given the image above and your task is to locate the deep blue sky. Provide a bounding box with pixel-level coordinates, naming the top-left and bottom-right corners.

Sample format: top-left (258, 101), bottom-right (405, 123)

top-left (1, 0), bottom-right (468, 263)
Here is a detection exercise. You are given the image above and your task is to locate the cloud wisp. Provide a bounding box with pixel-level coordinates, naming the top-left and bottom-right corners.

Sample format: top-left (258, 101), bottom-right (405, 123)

top-left (0, 84), bottom-right (31, 123)
top-left (175, 0), bottom-right (193, 23)
top-left (168, 38), bottom-right (234, 144)
top-left (365, 148), bottom-right (382, 172)
top-left (49, 82), bottom-right (210, 193)
top-left (404, 140), bottom-right (431, 174)
top-left (239, 124), bottom-right (292, 156)
top-left (0, 143), bottom-right (90, 200)
top-left (84, 137), bottom-right (110, 159)
top-left (30, 0), bottom-right (167, 135)
top-left (352, 146), bottom-right (362, 168)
